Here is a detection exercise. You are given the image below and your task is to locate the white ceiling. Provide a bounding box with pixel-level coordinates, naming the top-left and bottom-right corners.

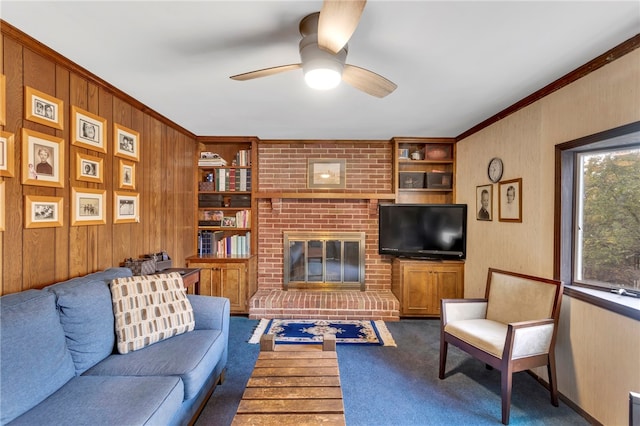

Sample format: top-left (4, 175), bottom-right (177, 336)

top-left (3, 1), bottom-right (639, 140)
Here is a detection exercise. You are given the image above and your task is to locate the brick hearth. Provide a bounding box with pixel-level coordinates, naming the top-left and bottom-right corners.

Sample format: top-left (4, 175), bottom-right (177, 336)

top-left (249, 289), bottom-right (400, 321)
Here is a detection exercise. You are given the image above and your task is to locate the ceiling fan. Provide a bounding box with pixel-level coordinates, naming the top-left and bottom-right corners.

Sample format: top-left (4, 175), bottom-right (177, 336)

top-left (230, 0), bottom-right (397, 98)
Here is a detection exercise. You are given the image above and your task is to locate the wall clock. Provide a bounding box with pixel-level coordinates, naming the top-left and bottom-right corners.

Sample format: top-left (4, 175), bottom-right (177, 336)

top-left (488, 157), bottom-right (503, 183)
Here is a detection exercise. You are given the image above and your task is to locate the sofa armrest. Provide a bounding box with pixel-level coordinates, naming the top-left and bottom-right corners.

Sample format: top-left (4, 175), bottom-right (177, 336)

top-left (187, 295), bottom-right (230, 332)
top-left (441, 298), bottom-right (487, 326)
top-left (506, 318), bottom-right (555, 359)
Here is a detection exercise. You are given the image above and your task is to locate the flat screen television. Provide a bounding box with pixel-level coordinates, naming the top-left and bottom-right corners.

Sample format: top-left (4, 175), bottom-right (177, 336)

top-left (378, 204), bottom-right (467, 260)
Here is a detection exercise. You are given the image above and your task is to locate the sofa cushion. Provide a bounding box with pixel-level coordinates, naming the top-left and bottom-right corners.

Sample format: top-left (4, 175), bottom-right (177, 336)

top-left (46, 267), bottom-right (133, 374)
top-left (7, 375), bottom-right (183, 426)
top-left (84, 329), bottom-right (224, 400)
top-left (111, 272), bottom-right (195, 354)
top-left (0, 290), bottom-right (76, 424)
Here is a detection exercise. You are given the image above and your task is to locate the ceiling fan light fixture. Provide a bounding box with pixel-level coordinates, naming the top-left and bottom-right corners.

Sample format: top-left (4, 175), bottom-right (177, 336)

top-left (304, 67), bottom-right (342, 90)
top-left (300, 34), bottom-right (346, 91)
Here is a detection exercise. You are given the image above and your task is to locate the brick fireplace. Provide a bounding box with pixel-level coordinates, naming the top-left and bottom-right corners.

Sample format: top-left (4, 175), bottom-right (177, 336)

top-left (248, 141), bottom-right (400, 321)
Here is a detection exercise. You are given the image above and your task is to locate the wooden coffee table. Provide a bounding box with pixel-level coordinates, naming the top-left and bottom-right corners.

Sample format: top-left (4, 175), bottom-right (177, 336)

top-left (232, 334), bottom-right (346, 425)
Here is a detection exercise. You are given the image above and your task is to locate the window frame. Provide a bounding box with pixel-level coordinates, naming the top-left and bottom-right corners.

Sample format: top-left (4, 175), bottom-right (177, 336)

top-left (555, 121), bottom-right (640, 321)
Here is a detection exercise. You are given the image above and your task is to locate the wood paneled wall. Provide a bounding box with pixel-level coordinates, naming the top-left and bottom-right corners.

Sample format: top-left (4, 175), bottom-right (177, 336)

top-left (1, 23), bottom-right (197, 295)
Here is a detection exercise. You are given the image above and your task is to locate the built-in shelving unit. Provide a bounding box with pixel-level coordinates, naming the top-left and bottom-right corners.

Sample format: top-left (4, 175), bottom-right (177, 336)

top-left (390, 137), bottom-right (462, 317)
top-left (392, 137), bottom-right (456, 204)
top-left (186, 136), bottom-right (258, 314)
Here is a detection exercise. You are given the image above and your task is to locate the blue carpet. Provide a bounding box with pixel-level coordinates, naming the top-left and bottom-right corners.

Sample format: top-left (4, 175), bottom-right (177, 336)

top-left (249, 318), bottom-right (396, 346)
top-left (195, 317), bottom-right (588, 426)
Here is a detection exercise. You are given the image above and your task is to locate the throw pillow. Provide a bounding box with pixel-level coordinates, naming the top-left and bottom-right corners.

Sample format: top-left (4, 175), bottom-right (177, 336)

top-left (110, 272), bottom-right (195, 354)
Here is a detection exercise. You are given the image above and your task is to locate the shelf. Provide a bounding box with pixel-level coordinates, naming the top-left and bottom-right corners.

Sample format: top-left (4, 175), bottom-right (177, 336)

top-left (198, 227), bottom-right (251, 231)
top-left (399, 159), bottom-right (453, 165)
top-left (255, 192), bottom-right (396, 200)
top-left (198, 191), bottom-right (251, 194)
top-left (198, 206), bottom-right (250, 210)
top-left (198, 165), bottom-right (251, 169)
top-left (398, 188), bottom-right (453, 193)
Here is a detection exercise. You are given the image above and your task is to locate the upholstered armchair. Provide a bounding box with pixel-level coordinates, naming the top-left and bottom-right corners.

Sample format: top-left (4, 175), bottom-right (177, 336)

top-left (439, 268), bottom-right (563, 425)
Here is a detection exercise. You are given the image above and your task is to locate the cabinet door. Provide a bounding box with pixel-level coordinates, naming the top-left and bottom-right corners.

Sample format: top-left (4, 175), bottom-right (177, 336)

top-left (432, 268), bottom-right (463, 315)
top-left (186, 263), bottom-right (216, 297)
top-left (402, 266), bottom-right (432, 316)
top-left (217, 263), bottom-right (245, 313)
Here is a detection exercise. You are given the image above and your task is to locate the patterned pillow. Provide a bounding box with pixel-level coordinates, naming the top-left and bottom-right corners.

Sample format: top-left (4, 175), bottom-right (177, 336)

top-left (110, 272), bottom-right (195, 354)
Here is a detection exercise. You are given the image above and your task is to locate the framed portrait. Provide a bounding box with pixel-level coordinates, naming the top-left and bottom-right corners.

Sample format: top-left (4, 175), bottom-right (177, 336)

top-left (24, 194), bottom-right (64, 228)
top-left (0, 181), bottom-right (5, 231)
top-left (499, 178), bottom-right (522, 222)
top-left (114, 123), bottom-right (140, 162)
top-left (0, 74), bottom-right (6, 126)
top-left (71, 106), bottom-right (107, 153)
top-left (118, 159), bottom-right (136, 190)
top-left (76, 152), bottom-right (104, 184)
top-left (0, 131), bottom-right (15, 177)
top-left (114, 191), bottom-right (139, 224)
top-left (71, 187), bottom-right (106, 226)
top-left (24, 86), bottom-right (64, 130)
top-left (476, 184), bottom-right (493, 221)
top-left (21, 128), bottom-right (65, 188)
top-left (307, 158), bottom-right (346, 189)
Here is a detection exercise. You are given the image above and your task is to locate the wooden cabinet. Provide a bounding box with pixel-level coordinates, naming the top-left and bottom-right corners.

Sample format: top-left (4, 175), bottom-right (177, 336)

top-left (391, 258), bottom-right (464, 317)
top-left (186, 256), bottom-right (257, 314)
top-left (392, 137), bottom-right (456, 204)
top-left (188, 136), bottom-right (258, 313)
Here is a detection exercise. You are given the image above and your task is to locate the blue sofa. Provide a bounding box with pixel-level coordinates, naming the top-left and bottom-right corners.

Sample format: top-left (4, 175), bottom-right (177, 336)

top-left (0, 268), bottom-right (230, 426)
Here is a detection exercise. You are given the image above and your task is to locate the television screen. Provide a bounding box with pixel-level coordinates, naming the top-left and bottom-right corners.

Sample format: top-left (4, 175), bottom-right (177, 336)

top-left (378, 204), bottom-right (467, 260)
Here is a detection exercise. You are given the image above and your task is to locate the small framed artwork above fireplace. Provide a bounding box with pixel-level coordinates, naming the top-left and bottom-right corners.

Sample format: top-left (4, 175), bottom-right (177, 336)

top-left (307, 159), bottom-right (346, 189)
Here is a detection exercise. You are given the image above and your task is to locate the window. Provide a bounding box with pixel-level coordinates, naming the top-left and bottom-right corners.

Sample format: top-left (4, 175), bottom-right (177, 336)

top-left (574, 148), bottom-right (640, 292)
top-left (556, 122), bottom-right (640, 320)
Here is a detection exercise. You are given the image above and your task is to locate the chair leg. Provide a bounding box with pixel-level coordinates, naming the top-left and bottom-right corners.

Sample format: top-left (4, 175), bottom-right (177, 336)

top-left (547, 355), bottom-right (559, 407)
top-left (501, 369), bottom-right (513, 425)
top-left (439, 338), bottom-right (448, 380)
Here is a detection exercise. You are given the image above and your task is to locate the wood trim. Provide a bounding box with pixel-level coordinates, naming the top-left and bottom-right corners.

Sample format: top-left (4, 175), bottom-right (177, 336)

top-left (255, 192), bottom-right (396, 200)
top-left (0, 19), bottom-right (197, 139)
top-left (457, 33), bottom-right (640, 141)
top-left (196, 136), bottom-right (259, 144)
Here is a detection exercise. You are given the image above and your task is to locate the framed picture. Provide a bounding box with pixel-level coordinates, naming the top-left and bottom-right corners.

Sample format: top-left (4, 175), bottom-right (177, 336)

top-left (114, 123), bottom-right (140, 162)
top-left (71, 106), bottom-right (107, 153)
top-left (76, 152), bottom-right (104, 184)
top-left (114, 191), bottom-right (139, 223)
top-left (222, 217), bottom-right (236, 227)
top-left (118, 159), bottom-right (136, 190)
top-left (476, 184), bottom-right (493, 221)
top-left (24, 194), bottom-right (64, 228)
top-left (0, 74), bottom-right (6, 126)
top-left (24, 86), bottom-right (64, 130)
top-left (307, 158), bottom-right (346, 189)
top-left (21, 128), bottom-right (64, 188)
top-left (71, 187), bottom-right (106, 226)
top-left (499, 178), bottom-right (522, 222)
top-left (0, 131), bottom-right (15, 177)
top-left (0, 181), bottom-right (5, 231)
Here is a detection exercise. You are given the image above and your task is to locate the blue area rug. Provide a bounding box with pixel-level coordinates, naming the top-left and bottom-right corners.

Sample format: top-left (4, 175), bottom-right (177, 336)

top-left (249, 319), bottom-right (396, 346)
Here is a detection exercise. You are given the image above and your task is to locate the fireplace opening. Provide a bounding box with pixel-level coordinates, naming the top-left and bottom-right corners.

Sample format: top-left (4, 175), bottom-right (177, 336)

top-left (283, 232), bottom-right (365, 290)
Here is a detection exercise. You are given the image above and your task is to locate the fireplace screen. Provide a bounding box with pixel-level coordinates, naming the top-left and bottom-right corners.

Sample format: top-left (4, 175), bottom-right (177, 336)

top-left (284, 232), bottom-right (365, 290)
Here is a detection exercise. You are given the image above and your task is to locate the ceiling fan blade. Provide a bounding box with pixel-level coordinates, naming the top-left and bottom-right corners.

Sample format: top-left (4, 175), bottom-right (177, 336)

top-left (342, 64), bottom-right (397, 98)
top-left (318, 0), bottom-right (367, 54)
top-left (230, 64), bottom-right (301, 81)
